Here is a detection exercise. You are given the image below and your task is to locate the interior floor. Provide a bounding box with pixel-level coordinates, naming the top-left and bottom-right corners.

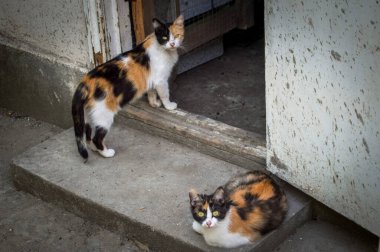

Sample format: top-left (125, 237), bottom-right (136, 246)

top-left (171, 27), bottom-right (265, 135)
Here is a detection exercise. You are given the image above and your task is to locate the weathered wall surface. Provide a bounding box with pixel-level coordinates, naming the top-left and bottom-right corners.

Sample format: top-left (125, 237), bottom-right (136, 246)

top-left (0, 44), bottom-right (82, 128)
top-left (266, 0), bottom-right (380, 236)
top-left (0, 0), bottom-right (90, 127)
top-left (0, 0), bottom-right (90, 67)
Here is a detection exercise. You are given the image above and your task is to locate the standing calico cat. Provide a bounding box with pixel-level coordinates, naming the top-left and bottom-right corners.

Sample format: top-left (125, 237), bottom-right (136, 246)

top-left (189, 170), bottom-right (288, 248)
top-left (72, 15), bottom-right (184, 160)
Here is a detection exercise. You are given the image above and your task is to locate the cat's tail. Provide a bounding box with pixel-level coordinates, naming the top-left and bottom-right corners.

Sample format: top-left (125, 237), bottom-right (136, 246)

top-left (72, 82), bottom-right (89, 161)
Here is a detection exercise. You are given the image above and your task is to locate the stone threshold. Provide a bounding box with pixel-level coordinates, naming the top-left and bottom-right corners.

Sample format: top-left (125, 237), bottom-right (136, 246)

top-left (118, 101), bottom-right (266, 170)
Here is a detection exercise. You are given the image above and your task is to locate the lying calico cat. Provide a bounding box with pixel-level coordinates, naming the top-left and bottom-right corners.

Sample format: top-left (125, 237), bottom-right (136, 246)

top-left (72, 15), bottom-right (184, 160)
top-left (189, 170), bottom-right (288, 248)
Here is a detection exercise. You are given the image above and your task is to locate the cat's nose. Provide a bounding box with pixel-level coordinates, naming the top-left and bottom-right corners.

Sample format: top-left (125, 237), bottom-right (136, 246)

top-left (206, 220), bottom-right (212, 227)
top-left (170, 42), bottom-right (175, 47)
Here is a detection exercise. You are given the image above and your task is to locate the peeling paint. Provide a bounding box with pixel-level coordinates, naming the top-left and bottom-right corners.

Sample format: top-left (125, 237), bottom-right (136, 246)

top-left (270, 152), bottom-right (288, 171)
top-left (362, 138), bottom-right (370, 154)
top-left (331, 50), bottom-right (341, 61)
top-left (354, 109), bottom-right (365, 125)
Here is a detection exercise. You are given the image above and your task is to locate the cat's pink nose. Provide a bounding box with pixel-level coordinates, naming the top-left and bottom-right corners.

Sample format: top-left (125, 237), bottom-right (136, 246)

top-left (206, 220), bottom-right (212, 227)
top-left (170, 42), bottom-right (175, 47)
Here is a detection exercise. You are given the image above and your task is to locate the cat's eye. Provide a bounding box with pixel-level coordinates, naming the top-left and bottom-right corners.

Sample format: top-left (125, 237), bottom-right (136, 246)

top-left (212, 211), bottom-right (220, 217)
top-left (162, 36), bottom-right (168, 40)
top-left (197, 212), bottom-right (205, 217)
top-left (174, 34), bottom-right (181, 38)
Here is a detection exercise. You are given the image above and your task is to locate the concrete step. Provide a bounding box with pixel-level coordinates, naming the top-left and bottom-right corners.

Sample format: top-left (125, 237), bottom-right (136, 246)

top-left (11, 125), bottom-right (311, 252)
top-left (119, 101), bottom-right (266, 169)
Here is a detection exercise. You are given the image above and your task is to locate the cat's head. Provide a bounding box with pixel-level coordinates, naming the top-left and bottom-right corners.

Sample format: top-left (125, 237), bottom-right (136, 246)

top-left (152, 15), bottom-right (184, 50)
top-left (189, 187), bottom-right (229, 229)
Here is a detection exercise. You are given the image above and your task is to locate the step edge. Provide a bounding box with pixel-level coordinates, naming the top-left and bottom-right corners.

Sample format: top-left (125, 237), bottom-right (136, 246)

top-left (10, 162), bottom-right (207, 252)
top-left (10, 156), bottom-right (311, 252)
top-left (120, 106), bottom-right (266, 163)
top-left (250, 200), bottom-right (312, 252)
top-left (122, 107), bottom-right (266, 154)
top-left (129, 101), bottom-right (265, 142)
top-left (118, 116), bottom-right (266, 168)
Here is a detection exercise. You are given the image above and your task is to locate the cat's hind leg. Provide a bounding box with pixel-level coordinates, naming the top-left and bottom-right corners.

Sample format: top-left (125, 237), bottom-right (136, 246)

top-left (92, 126), bottom-right (115, 158)
top-left (89, 102), bottom-right (116, 158)
top-left (147, 89), bottom-right (162, 108)
top-left (85, 123), bottom-right (97, 151)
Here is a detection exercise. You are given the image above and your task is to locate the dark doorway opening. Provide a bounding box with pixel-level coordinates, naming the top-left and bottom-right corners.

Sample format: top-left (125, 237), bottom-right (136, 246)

top-left (171, 1), bottom-right (265, 134)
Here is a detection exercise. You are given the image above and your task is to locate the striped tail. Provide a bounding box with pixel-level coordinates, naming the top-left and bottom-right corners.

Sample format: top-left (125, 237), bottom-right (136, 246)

top-left (72, 82), bottom-right (89, 160)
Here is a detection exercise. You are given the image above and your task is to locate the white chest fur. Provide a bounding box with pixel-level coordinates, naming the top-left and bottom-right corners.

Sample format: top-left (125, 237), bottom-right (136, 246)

top-left (146, 41), bottom-right (178, 89)
top-left (192, 211), bottom-right (251, 248)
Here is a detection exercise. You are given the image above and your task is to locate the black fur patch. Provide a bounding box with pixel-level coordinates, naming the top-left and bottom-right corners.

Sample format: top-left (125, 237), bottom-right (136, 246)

top-left (72, 82), bottom-right (89, 160)
top-left (72, 82), bottom-right (88, 138)
top-left (208, 191), bottom-right (230, 221)
top-left (192, 209), bottom-right (207, 223)
top-left (190, 194), bottom-right (207, 224)
top-left (88, 63), bottom-right (121, 83)
top-left (244, 192), bottom-right (257, 202)
top-left (88, 62), bottom-right (137, 107)
top-left (153, 19), bottom-right (170, 45)
top-left (93, 126), bottom-right (108, 150)
top-left (129, 44), bottom-right (150, 68)
top-left (237, 207), bottom-right (247, 220)
top-left (85, 123), bottom-right (92, 142)
top-left (257, 195), bottom-right (287, 235)
top-left (94, 87), bottom-right (105, 100)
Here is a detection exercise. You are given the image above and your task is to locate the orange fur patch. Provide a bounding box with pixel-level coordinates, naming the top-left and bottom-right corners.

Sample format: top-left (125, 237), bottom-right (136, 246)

top-left (250, 179), bottom-right (275, 201)
top-left (126, 59), bottom-right (149, 101)
top-left (229, 207), bottom-right (263, 241)
top-left (229, 189), bottom-right (248, 208)
top-left (169, 24), bottom-right (185, 38)
top-left (81, 75), bottom-right (119, 112)
top-left (202, 202), bottom-right (209, 212)
top-left (142, 34), bottom-right (154, 49)
top-left (227, 176), bottom-right (278, 240)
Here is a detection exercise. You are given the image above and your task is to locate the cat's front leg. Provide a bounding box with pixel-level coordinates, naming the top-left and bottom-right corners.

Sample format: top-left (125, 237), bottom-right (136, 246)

top-left (155, 82), bottom-right (177, 110)
top-left (192, 221), bottom-right (204, 235)
top-left (147, 89), bottom-right (162, 108)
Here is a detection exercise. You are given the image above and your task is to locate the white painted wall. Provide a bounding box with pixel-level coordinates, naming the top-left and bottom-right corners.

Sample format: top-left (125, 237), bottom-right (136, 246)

top-left (0, 0), bottom-right (90, 67)
top-left (266, 0), bottom-right (380, 236)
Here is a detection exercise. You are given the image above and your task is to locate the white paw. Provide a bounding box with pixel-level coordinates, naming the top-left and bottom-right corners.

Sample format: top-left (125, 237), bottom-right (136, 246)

top-left (149, 99), bottom-right (162, 108)
top-left (192, 221), bottom-right (204, 234)
top-left (164, 101), bottom-right (177, 110)
top-left (98, 148), bottom-right (115, 158)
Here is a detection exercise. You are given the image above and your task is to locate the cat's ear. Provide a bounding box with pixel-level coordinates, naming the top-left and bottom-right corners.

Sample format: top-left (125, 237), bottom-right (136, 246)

top-left (152, 18), bottom-right (164, 29)
top-left (189, 189), bottom-right (200, 207)
top-left (212, 187), bottom-right (225, 205)
top-left (174, 15), bottom-right (184, 26)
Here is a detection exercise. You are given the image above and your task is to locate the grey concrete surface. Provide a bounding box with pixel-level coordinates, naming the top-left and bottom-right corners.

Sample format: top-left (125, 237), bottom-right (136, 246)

top-left (11, 124), bottom-right (310, 252)
top-left (275, 220), bottom-right (378, 252)
top-left (0, 109), bottom-right (142, 252)
top-left (2, 108), bottom-right (376, 252)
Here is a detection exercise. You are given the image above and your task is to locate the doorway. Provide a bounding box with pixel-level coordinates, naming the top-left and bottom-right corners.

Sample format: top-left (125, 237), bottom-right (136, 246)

top-left (129, 0), bottom-right (265, 136)
top-left (171, 0), bottom-right (265, 134)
